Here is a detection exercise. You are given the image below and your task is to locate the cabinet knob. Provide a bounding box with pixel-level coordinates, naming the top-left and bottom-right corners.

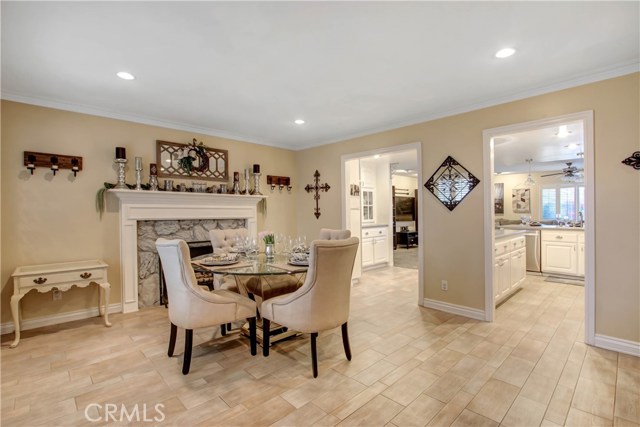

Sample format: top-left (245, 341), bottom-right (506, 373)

top-left (33, 277), bottom-right (47, 284)
top-left (80, 272), bottom-right (92, 279)
top-left (378, 231), bottom-right (382, 234)
top-left (556, 235), bottom-right (563, 239)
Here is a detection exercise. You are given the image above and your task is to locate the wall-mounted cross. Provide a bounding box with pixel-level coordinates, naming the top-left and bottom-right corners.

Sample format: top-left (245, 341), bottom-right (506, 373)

top-left (305, 170), bottom-right (331, 219)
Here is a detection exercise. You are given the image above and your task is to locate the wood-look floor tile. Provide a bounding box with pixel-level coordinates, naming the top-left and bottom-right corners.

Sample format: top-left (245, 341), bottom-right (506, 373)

top-left (223, 395), bottom-right (295, 426)
top-left (271, 402), bottom-right (327, 427)
top-left (491, 355), bottom-right (536, 387)
top-left (451, 409), bottom-right (499, 427)
top-left (382, 367), bottom-right (439, 406)
top-left (519, 372), bottom-right (559, 406)
top-left (565, 407), bottom-right (613, 426)
top-left (501, 395), bottom-right (547, 427)
top-left (424, 372), bottom-right (467, 403)
top-left (545, 384), bottom-right (574, 425)
top-left (617, 368), bottom-right (640, 394)
top-left (331, 381), bottom-right (388, 420)
top-left (572, 376), bottom-right (615, 420)
top-left (614, 390), bottom-right (640, 424)
top-left (466, 378), bottom-right (520, 423)
top-left (510, 337), bottom-right (548, 363)
top-left (338, 395), bottom-right (403, 427)
top-left (391, 394), bottom-right (444, 427)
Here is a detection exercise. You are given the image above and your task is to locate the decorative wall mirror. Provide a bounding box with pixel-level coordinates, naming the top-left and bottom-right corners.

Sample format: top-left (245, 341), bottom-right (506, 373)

top-left (156, 140), bottom-right (229, 181)
top-left (424, 155), bottom-right (480, 211)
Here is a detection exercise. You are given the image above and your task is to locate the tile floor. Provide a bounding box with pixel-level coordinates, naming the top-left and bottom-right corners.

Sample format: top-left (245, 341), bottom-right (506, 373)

top-left (1, 268), bottom-right (638, 426)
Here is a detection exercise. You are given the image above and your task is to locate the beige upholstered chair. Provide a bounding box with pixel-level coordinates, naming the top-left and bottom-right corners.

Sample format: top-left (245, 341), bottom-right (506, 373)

top-left (261, 237), bottom-right (359, 377)
top-left (318, 228), bottom-right (351, 240)
top-left (156, 238), bottom-right (257, 375)
top-left (209, 228), bottom-right (250, 252)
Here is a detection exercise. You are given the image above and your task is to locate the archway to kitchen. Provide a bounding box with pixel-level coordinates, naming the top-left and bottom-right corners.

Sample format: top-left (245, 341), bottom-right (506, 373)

top-left (341, 142), bottom-right (424, 305)
top-left (482, 111), bottom-right (595, 345)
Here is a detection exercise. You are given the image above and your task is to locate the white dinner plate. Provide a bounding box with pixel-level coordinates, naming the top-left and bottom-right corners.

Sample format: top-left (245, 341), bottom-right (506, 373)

top-left (200, 259), bottom-right (239, 267)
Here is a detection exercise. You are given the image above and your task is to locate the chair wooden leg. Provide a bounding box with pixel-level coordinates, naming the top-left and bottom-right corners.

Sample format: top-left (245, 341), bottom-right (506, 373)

top-left (227, 322), bottom-right (232, 330)
top-left (341, 322), bottom-right (352, 361)
top-left (168, 323), bottom-right (177, 357)
top-left (221, 323), bottom-right (227, 336)
top-left (249, 317), bottom-right (257, 356)
top-left (182, 329), bottom-right (193, 375)
top-left (262, 319), bottom-right (270, 356)
top-left (311, 332), bottom-right (319, 378)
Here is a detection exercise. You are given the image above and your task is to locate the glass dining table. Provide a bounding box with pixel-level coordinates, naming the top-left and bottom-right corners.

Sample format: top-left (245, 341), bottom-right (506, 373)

top-left (192, 252), bottom-right (308, 346)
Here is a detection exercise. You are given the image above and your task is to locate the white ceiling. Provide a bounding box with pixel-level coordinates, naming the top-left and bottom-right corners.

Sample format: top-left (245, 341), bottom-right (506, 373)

top-left (2, 2), bottom-right (639, 150)
top-left (494, 121), bottom-right (585, 174)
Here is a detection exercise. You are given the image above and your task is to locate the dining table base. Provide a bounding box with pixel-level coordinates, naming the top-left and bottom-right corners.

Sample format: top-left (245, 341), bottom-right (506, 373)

top-left (240, 319), bottom-right (301, 347)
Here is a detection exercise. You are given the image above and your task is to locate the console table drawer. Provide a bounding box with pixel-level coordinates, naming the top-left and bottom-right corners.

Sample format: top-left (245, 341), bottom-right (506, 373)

top-left (16, 267), bottom-right (105, 290)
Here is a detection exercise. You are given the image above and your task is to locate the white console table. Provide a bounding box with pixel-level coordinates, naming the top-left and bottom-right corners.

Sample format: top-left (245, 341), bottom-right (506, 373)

top-left (10, 259), bottom-right (112, 348)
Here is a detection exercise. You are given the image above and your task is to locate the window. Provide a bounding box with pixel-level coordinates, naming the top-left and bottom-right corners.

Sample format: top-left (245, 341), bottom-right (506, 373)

top-left (362, 189), bottom-right (374, 222)
top-left (541, 184), bottom-right (585, 221)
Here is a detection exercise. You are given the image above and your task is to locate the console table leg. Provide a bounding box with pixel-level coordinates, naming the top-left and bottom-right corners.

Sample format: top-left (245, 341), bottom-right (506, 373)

top-left (98, 282), bottom-right (112, 327)
top-left (10, 294), bottom-right (25, 348)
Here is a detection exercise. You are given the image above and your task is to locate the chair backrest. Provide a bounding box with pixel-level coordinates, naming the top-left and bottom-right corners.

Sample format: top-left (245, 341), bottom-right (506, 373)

top-left (292, 237), bottom-right (359, 331)
top-left (318, 228), bottom-right (351, 240)
top-left (209, 228), bottom-right (249, 252)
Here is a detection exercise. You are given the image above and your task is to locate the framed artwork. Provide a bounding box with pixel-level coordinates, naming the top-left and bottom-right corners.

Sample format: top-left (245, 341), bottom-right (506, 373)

top-left (424, 155), bottom-right (480, 211)
top-left (494, 183), bottom-right (504, 214)
top-left (350, 184), bottom-right (360, 196)
top-left (156, 140), bottom-right (229, 181)
top-left (512, 188), bottom-right (531, 213)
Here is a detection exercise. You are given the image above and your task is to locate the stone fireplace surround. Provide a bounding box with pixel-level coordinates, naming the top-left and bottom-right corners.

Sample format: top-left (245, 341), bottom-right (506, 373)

top-left (111, 190), bottom-right (264, 313)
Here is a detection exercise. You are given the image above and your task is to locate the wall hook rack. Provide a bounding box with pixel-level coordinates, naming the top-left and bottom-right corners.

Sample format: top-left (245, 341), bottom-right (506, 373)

top-left (267, 175), bottom-right (292, 192)
top-left (24, 151), bottom-right (83, 177)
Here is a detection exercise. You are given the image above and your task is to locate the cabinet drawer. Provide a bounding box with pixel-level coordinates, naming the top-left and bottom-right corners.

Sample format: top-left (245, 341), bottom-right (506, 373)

top-left (494, 240), bottom-right (511, 256)
top-left (509, 237), bottom-right (525, 251)
top-left (17, 267), bottom-right (105, 289)
top-left (362, 227), bottom-right (387, 238)
top-left (578, 232), bottom-right (585, 243)
top-left (541, 230), bottom-right (578, 243)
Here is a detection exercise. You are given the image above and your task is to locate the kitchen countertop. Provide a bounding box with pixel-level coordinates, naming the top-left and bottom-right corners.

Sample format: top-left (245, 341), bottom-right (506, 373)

top-left (502, 224), bottom-right (584, 231)
top-left (495, 229), bottom-right (527, 240)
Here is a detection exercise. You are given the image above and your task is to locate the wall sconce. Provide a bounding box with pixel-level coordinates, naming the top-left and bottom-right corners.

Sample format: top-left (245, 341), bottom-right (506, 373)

top-left (267, 175), bottom-right (292, 192)
top-left (23, 151), bottom-right (83, 177)
top-left (50, 156), bottom-right (59, 175)
top-left (26, 154), bottom-right (36, 174)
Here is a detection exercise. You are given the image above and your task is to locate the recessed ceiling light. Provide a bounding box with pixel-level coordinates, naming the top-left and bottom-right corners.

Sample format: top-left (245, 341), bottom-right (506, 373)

top-left (556, 125), bottom-right (572, 138)
top-left (294, 119), bottom-right (305, 125)
top-left (495, 48), bottom-right (516, 59)
top-left (373, 154), bottom-right (381, 159)
top-left (116, 71), bottom-right (135, 80)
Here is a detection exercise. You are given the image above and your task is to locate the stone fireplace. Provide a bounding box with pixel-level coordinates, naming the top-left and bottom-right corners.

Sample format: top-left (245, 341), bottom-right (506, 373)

top-left (112, 190), bottom-right (264, 313)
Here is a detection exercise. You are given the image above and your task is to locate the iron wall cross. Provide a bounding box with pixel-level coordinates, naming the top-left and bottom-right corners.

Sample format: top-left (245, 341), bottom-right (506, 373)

top-left (305, 170), bottom-right (331, 219)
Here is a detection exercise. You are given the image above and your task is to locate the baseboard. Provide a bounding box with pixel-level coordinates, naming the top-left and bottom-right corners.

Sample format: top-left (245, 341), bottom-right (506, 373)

top-left (0, 303), bottom-right (122, 336)
top-left (423, 298), bottom-right (486, 321)
top-left (594, 334), bottom-right (640, 357)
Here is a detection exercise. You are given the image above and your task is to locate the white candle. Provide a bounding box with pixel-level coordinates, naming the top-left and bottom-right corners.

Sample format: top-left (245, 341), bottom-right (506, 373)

top-left (135, 157), bottom-right (142, 170)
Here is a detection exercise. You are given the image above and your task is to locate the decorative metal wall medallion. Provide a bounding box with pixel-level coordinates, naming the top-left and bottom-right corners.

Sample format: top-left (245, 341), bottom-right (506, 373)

top-left (424, 156), bottom-right (480, 211)
top-left (622, 151), bottom-right (640, 170)
top-left (305, 170), bottom-right (331, 219)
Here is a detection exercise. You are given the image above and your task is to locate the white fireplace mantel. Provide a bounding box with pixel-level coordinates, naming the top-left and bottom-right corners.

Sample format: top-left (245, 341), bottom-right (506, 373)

top-left (111, 189), bottom-right (265, 313)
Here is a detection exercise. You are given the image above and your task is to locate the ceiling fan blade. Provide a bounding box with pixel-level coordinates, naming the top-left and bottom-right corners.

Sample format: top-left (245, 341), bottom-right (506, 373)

top-left (541, 172), bottom-right (564, 177)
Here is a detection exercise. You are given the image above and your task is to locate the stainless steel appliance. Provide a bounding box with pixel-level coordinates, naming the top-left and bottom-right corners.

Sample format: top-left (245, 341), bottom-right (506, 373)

top-left (524, 230), bottom-right (541, 272)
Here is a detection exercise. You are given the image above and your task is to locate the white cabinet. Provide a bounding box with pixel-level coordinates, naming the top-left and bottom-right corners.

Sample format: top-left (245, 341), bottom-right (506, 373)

top-left (362, 226), bottom-right (389, 268)
top-left (577, 232), bottom-right (585, 276)
top-left (494, 235), bottom-right (526, 304)
top-left (541, 230), bottom-right (584, 277)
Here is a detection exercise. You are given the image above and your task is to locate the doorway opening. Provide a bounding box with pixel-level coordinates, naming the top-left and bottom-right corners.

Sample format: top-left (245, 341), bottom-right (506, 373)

top-left (483, 111), bottom-right (595, 345)
top-left (341, 142), bottom-right (424, 305)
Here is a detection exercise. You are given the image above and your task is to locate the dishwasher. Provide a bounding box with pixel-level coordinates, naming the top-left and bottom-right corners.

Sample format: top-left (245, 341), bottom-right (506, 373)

top-left (524, 230), bottom-right (541, 273)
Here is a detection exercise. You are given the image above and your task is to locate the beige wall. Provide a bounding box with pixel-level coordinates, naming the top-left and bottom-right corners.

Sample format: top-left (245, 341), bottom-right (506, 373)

top-left (1, 101), bottom-right (298, 324)
top-left (295, 73), bottom-right (640, 343)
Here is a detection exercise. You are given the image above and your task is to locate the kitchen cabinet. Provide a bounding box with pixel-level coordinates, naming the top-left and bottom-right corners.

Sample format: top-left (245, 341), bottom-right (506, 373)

top-left (494, 234), bottom-right (526, 303)
top-left (362, 226), bottom-right (389, 269)
top-left (541, 230), bottom-right (584, 277)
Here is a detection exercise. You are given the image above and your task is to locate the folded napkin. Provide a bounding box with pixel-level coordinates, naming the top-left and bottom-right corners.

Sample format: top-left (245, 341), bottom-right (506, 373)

top-left (290, 252), bottom-right (308, 261)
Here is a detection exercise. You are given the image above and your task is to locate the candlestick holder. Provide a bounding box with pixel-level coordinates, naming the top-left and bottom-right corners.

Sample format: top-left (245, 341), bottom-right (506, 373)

top-left (252, 172), bottom-right (263, 195)
top-left (114, 158), bottom-right (128, 189)
top-left (135, 169), bottom-right (143, 190)
top-left (243, 169), bottom-right (251, 195)
top-left (149, 175), bottom-right (158, 191)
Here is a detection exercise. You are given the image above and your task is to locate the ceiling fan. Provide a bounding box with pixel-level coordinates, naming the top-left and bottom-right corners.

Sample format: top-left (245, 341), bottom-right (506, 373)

top-left (541, 162), bottom-right (583, 181)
